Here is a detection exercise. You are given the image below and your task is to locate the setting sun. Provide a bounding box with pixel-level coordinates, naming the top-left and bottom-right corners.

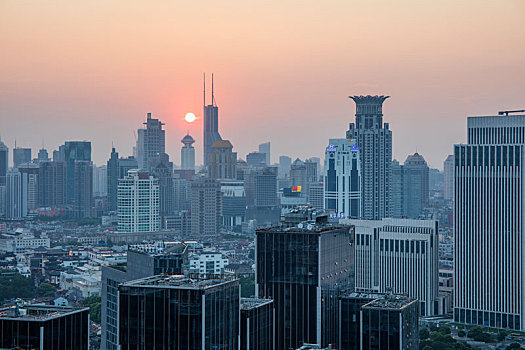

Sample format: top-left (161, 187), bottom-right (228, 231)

top-left (184, 112), bottom-right (196, 123)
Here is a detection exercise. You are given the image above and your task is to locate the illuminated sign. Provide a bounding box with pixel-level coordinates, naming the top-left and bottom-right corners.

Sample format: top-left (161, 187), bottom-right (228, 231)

top-left (292, 186), bottom-right (302, 192)
top-left (351, 145), bottom-right (359, 152)
top-left (329, 212), bottom-right (347, 219)
top-left (326, 144), bottom-right (336, 152)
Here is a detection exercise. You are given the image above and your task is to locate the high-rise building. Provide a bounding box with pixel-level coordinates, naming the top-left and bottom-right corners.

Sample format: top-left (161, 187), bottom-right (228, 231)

top-left (63, 141), bottom-right (91, 205)
top-left (13, 147), bottom-right (31, 169)
top-left (360, 295), bottom-right (419, 350)
top-left (173, 173), bottom-right (192, 212)
top-left (258, 142), bottom-right (271, 165)
top-left (245, 167), bottom-right (280, 227)
top-left (181, 133), bottom-right (196, 171)
top-left (136, 112), bottom-right (166, 170)
top-left (208, 140), bottom-right (237, 179)
top-left (0, 305), bottom-right (89, 350)
top-left (403, 152), bottom-right (429, 218)
top-left (117, 169), bottom-right (160, 233)
top-left (149, 153), bottom-right (174, 217)
top-left (256, 214), bottom-right (355, 349)
top-left (118, 275), bottom-right (239, 350)
top-left (240, 298), bottom-right (274, 350)
top-left (390, 160), bottom-right (404, 218)
top-left (0, 140), bottom-right (7, 217)
top-left (93, 165), bottom-right (107, 197)
top-left (107, 148), bottom-right (119, 211)
top-left (38, 161), bottom-right (66, 208)
top-left (37, 148), bottom-right (49, 161)
top-left (101, 247), bottom-right (187, 350)
top-left (454, 112), bottom-right (525, 330)
top-left (18, 163), bottom-right (39, 212)
top-left (324, 139), bottom-right (361, 218)
top-left (72, 160), bottom-right (93, 218)
top-left (278, 155), bottom-right (291, 178)
top-left (246, 152), bottom-right (267, 168)
top-left (203, 74), bottom-right (222, 168)
top-left (5, 170), bottom-right (26, 219)
top-left (443, 154), bottom-right (454, 201)
top-left (191, 177), bottom-right (222, 236)
top-left (220, 179), bottom-right (246, 230)
top-left (307, 182), bottom-right (324, 210)
top-left (346, 95), bottom-right (392, 220)
top-left (344, 218), bottom-right (440, 316)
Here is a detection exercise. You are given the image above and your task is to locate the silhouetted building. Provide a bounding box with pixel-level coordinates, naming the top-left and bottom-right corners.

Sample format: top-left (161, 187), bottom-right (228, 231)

top-left (13, 147), bottom-right (31, 169)
top-left (118, 275), bottom-right (239, 350)
top-left (0, 305), bottom-right (89, 350)
top-left (63, 141), bottom-right (91, 206)
top-left (240, 298), bottom-right (274, 350)
top-left (346, 95), bottom-right (392, 220)
top-left (38, 161), bottom-right (66, 208)
top-left (256, 216), bottom-right (355, 349)
top-left (149, 153), bottom-right (174, 216)
top-left (203, 74), bottom-right (222, 168)
top-left (208, 140), bottom-right (237, 179)
top-left (72, 160), bottom-right (93, 218)
top-left (136, 112), bottom-right (166, 170)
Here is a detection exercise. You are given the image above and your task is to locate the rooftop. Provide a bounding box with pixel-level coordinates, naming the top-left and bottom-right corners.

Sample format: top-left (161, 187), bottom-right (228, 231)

top-left (240, 297), bottom-right (273, 310)
top-left (0, 305), bottom-right (89, 322)
top-left (362, 294), bottom-right (417, 311)
top-left (121, 274), bottom-right (238, 290)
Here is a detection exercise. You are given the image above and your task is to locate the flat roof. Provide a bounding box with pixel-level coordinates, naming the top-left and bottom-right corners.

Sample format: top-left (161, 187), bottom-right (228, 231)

top-left (121, 274), bottom-right (238, 290)
top-left (362, 295), bottom-right (417, 311)
top-left (0, 305), bottom-right (89, 322)
top-left (240, 298), bottom-right (273, 310)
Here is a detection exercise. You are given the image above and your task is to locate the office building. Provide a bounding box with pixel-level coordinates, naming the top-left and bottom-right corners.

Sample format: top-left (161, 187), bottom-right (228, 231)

top-left (181, 133), bottom-right (196, 171)
top-left (72, 160), bottom-right (93, 218)
top-left (344, 218), bottom-right (440, 316)
top-left (221, 179), bottom-right (246, 230)
top-left (118, 275), bottom-right (239, 350)
top-left (117, 169), bottom-right (160, 233)
top-left (149, 153), bottom-right (174, 216)
top-left (240, 298), bottom-right (274, 350)
top-left (0, 305), bottom-right (89, 350)
top-left (390, 160), bottom-right (404, 218)
top-left (203, 74), bottom-right (222, 168)
top-left (5, 170), bottom-right (26, 219)
top-left (245, 167), bottom-right (280, 227)
top-left (18, 162), bottom-right (39, 211)
top-left (173, 173), bottom-right (192, 212)
top-left (360, 295), bottom-right (419, 350)
top-left (290, 159), bottom-right (307, 193)
top-left (37, 148), bottom-right (49, 161)
top-left (403, 152), bottom-right (429, 218)
top-left (346, 95), bottom-right (392, 219)
top-left (247, 151), bottom-right (267, 168)
top-left (308, 182), bottom-right (324, 210)
top-left (63, 141), bottom-right (91, 206)
top-left (93, 164), bottom-right (107, 197)
top-left (208, 140), bottom-right (237, 179)
top-left (101, 246), bottom-right (187, 350)
top-left (454, 112), bottom-right (525, 330)
top-left (324, 139), bottom-right (361, 218)
top-left (136, 112), bottom-right (166, 170)
top-left (191, 177), bottom-right (222, 236)
top-left (13, 147), bottom-right (31, 169)
top-left (0, 140), bottom-right (7, 217)
top-left (443, 154), bottom-right (454, 201)
top-left (38, 160), bottom-right (66, 208)
top-left (258, 142), bottom-right (271, 165)
top-left (107, 148), bottom-right (119, 211)
top-left (256, 214), bottom-right (355, 349)
top-left (278, 155), bottom-right (292, 178)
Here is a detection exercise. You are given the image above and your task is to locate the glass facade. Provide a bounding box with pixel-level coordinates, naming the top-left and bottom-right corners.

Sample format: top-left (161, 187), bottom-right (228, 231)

top-left (240, 298), bottom-right (274, 350)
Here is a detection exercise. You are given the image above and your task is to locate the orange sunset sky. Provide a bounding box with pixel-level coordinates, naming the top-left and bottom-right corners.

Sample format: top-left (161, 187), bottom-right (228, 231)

top-left (1, 0), bottom-right (524, 168)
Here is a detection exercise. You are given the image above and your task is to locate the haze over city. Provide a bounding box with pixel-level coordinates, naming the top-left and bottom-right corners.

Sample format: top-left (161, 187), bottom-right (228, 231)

top-left (1, 0), bottom-right (524, 168)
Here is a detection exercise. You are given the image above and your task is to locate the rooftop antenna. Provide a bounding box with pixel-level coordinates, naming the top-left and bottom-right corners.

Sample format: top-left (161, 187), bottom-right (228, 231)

top-left (212, 73), bottom-right (215, 106)
top-left (203, 72), bottom-right (206, 107)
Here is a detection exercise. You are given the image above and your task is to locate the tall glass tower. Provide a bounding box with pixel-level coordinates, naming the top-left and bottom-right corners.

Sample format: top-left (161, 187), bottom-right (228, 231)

top-left (346, 95), bottom-right (392, 220)
top-left (203, 74), bottom-right (222, 168)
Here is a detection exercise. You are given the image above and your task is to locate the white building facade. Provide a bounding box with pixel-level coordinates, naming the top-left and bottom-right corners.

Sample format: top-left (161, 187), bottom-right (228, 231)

top-left (454, 113), bottom-right (525, 330)
top-left (118, 169), bottom-right (160, 233)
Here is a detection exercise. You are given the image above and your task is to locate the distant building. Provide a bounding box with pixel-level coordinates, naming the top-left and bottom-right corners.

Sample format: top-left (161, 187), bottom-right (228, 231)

top-left (0, 305), bottom-right (89, 350)
top-left (360, 295), bottom-right (419, 350)
top-left (443, 154), bottom-right (454, 201)
top-left (346, 95), bottom-right (392, 220)
top-left (149, 153), bottom-right (174, 217)
top-left (181, 133), bottom-right (196, 171)
top-left (247, 152), bottom-right (267, 168)
top-left (258, 142), bottom-right (271, 165)
top-left (203, 74), bottom-right (222, 168)
top-left (189, 251), bottom-right (229, 275)
top-left (307, 182), bottom-right (324, 210)
top-left (13, 147), bottom-right (31, 169)
top-left (17, 162), bottom-right (39, 212)
top-left (117, 169), bottom-right (160, 233)
top-left (37, 148), bottom-right (49, 161)
top-left (118, 275), bottom-right (239, 349)
top-left (191, 177), bottom-right (222, 236)
top-left (72, 160), bottom-right (93, 218)
top-left (403, 152), bottom-right (429, 218)
top-left (208, 140), bottom-right (237, 179)
top-left (324, 139), bottom-right (361, 218)
top-left (240, 298), bottom-right (274, 350)
top-left (93, 164), bottom-right (107, 197)
top-left (278, 155), bottom-right (291, 178)
top-left (63, 141), bottom-right (91, 206)
top-left (220, 179), bottom-right (246, 230)
top-left (245, 167), bottom-right (280, 227)
top-left (38, 160), bottom-right (66, 208)
top-left (256, 215), bottom-right (355, 349)
top-left (5, 170), bottom-right (26, 219)
top-left (0, 140), bottom-right (7, 217)
top-left (136, 112), bottom-right (166, 170)
top-left (107, 148), bottom-right (119, 211)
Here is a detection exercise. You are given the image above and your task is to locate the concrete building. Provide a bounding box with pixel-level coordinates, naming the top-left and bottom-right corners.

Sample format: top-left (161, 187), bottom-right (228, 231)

top-left (443, 154), bottom-right (454, 201)
top-left (346, 95), bottom-right (392, 220)
top-left (208, 140), bottom-right (237, 179)
top-left (454, 112), bottom-right (525, 330)
top-left (181, 133), bottom-right (196, 171)
top-left (191, 177), bottom-right (222, 236)
top-left (117, 169), bottom-right (160, 233)
top-left (343, 218), bottom-right (440, 316)
top-left (324, 139), bottom-right (361, 219)
top-left (136, 112), bottom-right (166, 170)
top-left (189, 251), bottom-right (229, 275)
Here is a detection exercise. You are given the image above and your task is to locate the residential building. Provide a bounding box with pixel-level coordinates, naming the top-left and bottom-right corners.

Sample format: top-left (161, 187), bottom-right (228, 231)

top-left (189, 251), bottom-right (229, 275)
top-left (136, 112), bottom-right (166, 170)
top-left (38, 160), bottom-right (66, 208)
top-left (190, 177), bottom-right (222, 236)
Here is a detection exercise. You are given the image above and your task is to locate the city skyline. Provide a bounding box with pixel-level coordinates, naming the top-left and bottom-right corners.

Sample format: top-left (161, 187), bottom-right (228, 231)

top-left (1, 1), bottom-right (524, 168)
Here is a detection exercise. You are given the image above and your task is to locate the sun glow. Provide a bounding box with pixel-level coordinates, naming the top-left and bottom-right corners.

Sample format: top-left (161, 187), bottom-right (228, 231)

top-left (184, 112), bottom-right (196, 123)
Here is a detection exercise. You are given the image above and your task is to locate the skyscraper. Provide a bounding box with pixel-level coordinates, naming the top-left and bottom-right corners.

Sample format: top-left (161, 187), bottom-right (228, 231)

top-left (403, 152), bottom-right (429, 218)
top-left (324, 139), bottom-right (361, 218)
top-left (181, 133), bottom-right (195, 171)
top-left (203, 74), bottom-right (222, 168)
top-left (38, 160), bottom-right (66, 208)
top-left (37, 148), bottom-right (49, 161)
top-left (246, 152), bottom-right (267, 168)
top-left (12, 147), bottom-right (31, 169)
top-left (256, 214), bottom-right (355, 349)
top-left (63, 141), bottom-right (91, 205)
top-left (190, 177), bottom-right (222, 236)
top-left (278, 155), bottom-right (291, 178)
top-left (0, 140), bottom-right (8, 217)
top-left (5, 170), bottom-right (26, 219)
top-left (17, 163), bottom-right (39, 212)
top-left (454, 112), bottom-right (525, 330)
top-left (93, 165), bottom-right (107, 197)
top-left (245, 167), bottom-right (280, 227)
top-left (136, 112), bottom-right (166, 170)
top-left (107, 147), bottom-right (119, 211)
top-left (346, 95), bottom-right (392, 220)
top-left (390, 160), bottom-right (404, 218)
top-left (443, 154), bottom-right (454, 201)
top-left (72, 160), bottom-right (93, 218)
top-left (117, 169), bottom-right (160, 233)
top-left (149, 153), bottom-right (174, 217)
top-left (258, 142), bottom-right (271, 165)
top-left (208, 140), bottom-right (237, 179)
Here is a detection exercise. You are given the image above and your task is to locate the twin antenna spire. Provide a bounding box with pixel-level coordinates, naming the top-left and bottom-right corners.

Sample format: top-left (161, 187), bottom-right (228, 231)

top-left (203, 72), bottom-right (216, 107)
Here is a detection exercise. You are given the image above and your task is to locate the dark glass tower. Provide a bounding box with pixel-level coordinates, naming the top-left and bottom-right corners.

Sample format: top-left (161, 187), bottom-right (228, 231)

top-left (256, 214), bottom-right (355, 349)
top-left (63, 141), bottom-right (91, 205)
top-left (203, 73), bottom-right (222, 168)
top-left (240, 298), bottom-right (274, 350)
top-left (107, 147), bottom-right (119, 212)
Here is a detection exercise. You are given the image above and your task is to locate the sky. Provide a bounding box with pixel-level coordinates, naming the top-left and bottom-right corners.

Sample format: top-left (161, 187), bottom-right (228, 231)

top-left (1, 0), bottom-right (524, 169)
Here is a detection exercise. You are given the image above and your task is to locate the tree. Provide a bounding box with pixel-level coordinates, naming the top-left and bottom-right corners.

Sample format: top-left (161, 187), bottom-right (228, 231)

top-left (438, 325), bottom-right (451, 335)
top-left (0, 273), bottom-right (36, 302)
top-left (458, 330), bottom-right (466, 338)
top-left (419, 328), bottom-right (430, 340)
top-left (36, 283), bottom-right (57, 298)
top-left (498, 330), bottom-right (507, 342)
top-left (82, 296), bottom-right (102, 324)
top-left (240, 275), bottom-right (255, 298)
top-left (506, 343), bottom-right (523, 350)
